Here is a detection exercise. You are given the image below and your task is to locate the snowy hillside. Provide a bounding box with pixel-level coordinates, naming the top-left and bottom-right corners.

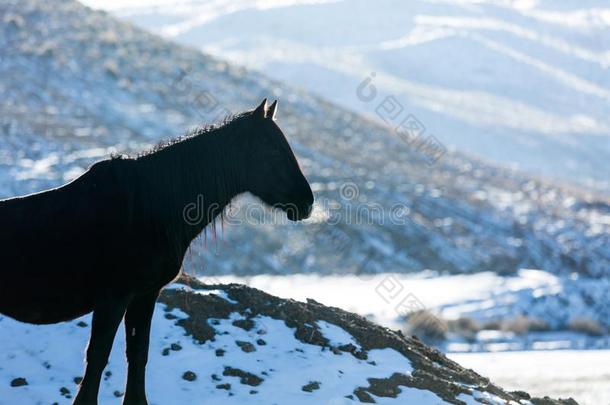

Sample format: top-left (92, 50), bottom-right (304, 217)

top-left (211, 270), bottom-right (610, 350)
top-left (1, 0), bottom-right (609, 355)
top-left (82, 0), bottom-right (610, 195)
top-left (0, 276), bottom-right (578, 404)
top-left (0, 1), bottom-right (608, 402)
top-left (1, 0), bottom-right (608, 281)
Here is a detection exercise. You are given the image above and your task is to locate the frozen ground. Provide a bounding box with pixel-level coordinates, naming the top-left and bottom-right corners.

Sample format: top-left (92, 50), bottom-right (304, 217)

top-left (0, 281), bottom-right (530, 405)
top-left (201, 272), bottom-right (610, 404)
top-left (0, 279), bottom-right (598, 404)
top-left (206, 270), bottom-right (610, 345)
top-left (451, 350), bottom-right (610, 405)
top-left (0, 289), bottom-right (416, 404)
top-left (82, 0), bottom-right (610, 195)
top-left (204, 271), bottom-right (561, 330)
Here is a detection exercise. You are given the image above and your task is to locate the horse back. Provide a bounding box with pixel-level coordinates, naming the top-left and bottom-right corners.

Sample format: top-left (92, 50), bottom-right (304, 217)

top-left (1, 159), bottom-right (122, 248)
top-left (0, 159), bottom-right (129, 323)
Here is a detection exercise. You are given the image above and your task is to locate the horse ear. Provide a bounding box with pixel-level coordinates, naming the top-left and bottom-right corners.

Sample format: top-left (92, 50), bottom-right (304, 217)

top-left (254, 98), bottom-right (267, 119)
top-left (267, 100), bottom-right (278, 120)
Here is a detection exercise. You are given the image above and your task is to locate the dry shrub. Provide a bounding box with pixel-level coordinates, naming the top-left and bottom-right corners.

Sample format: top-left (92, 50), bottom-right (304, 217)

top-left (569, 317), bottom-right (605, 336)
top-left (482, 319), bottom-right (503, 330)
top-left (404, 310), bottom-right (448, 342)
top-left (448, 317), bottom-right (481, 341)
top-left (501, 316), bottom-right (550, 335)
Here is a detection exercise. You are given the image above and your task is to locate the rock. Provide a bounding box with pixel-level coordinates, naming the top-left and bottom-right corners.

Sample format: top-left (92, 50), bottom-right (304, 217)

top-left (235, 340), bottom-right (256, 353)
top-left (232, 319), bottom-right (255, 331)
top-left (182, 371), bottom-right (197, 382)
top-left (223, 367), bottom-right (264, 387)
top-left (302, 381), bottom-right (321, 392)
top-left (10, 378), bottom-right (27, 387)
top-left (531, 398), bottom-right (579, 405)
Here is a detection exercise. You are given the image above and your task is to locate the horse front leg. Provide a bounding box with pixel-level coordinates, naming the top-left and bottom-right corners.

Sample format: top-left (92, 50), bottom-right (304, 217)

top-left (74, 295), bottom-right (130, 405)
top-left (122, 290), bottom-right (159, 405)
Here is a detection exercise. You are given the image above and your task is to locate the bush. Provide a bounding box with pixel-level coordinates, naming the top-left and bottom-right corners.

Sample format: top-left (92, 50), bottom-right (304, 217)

top-left (569, 317), bottom-right (605, 336)
top-left (482, 319), bottom-right (502, 330)
top-left (404, 310), bottom-right (448, 342)
top-left (504, 316), bottom-right (530, 335)
top-left (448, 317), bottom-right (481, 341)
top-left (526, 317), bottom-right (551, 332)
top-left (501, 316), bottom-right (550, 335)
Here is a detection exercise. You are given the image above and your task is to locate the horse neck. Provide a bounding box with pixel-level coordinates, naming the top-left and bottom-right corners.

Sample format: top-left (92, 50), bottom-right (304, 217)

top-left (137, 129), bottom-right (246, 251)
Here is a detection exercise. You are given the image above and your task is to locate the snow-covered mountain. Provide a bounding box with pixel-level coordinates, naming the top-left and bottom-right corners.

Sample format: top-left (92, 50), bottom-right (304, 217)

top-left (81, 0), bottom-right (610, 195)
top-left (1, 0), bottom-right (608, 281)
top-left (0, 275), bottom-right (578, 404)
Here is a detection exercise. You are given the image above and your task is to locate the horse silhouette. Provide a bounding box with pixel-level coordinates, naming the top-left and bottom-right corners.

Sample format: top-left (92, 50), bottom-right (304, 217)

top-left (0, 99), bottom-right (313, 404)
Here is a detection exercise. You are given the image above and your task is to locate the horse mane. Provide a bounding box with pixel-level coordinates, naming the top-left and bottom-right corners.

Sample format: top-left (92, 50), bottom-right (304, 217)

top-left (114, 111), bottom-right (254, 261)
top-left (112, 111), bottom-right (252, 160)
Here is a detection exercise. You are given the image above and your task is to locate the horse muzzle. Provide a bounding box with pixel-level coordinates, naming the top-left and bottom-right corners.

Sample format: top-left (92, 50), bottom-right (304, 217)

top-left (286, 203), bottom-right (313, 221)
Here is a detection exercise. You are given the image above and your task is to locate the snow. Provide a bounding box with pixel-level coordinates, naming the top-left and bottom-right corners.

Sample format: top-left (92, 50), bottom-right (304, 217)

top-left (164, 284), bottom-right (239, 304)
top-left (1, 1), bottom-right (608, 402)
top-left (0, 283), bottom-right (509, 404)
top-left (205, 270), bottom-right (610, 354)
top-left (81, 0), bottom-right (610, 194)
top-left (205, 270), bottom-right (568, 326)
top-left (3, 0), bottom-right (609, 281)
top-left (451, 350), bottom-right (610, 405)
top-left (458, 392), bottom-right (518, 405)
top-left (317, 320), bottom-right (361, 349)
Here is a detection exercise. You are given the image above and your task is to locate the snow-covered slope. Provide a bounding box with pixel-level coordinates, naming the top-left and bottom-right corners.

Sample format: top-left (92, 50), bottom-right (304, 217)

top-left (0, 276), bottom-right (578, 404)
top-left (82, 0), bottom-right (610, 195)
top-left (452, 350), bottom-right (610, 405)
top-left (1, 0), bottom-right (608, 280)
top-left (0, 2), bottom-right (606, 402)
top-left (209, 270), bottom-right (610, 339)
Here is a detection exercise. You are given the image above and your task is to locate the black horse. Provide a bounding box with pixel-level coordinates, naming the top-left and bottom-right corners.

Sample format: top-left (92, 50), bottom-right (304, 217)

top-left (0, 99), bottom-right (313, 404)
